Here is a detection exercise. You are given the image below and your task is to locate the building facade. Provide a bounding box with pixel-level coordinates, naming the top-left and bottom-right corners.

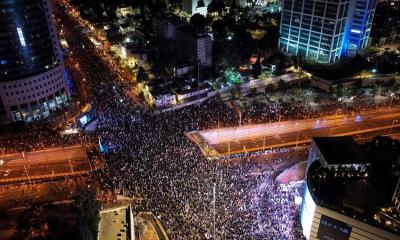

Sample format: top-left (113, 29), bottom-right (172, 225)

top-left (183, 0), bottom-right (210, 16)
top-left (0, 0), bottom-right (69, 123)
top-left (279, 0), bottom-right (377, 63)
top-left (347, 0), bottom-right (377, 52)
top-left (301, 185), bottom-right (400, 240)
top-left (152, 14), bottom-right (185, 40)
top-left (301, 137), bottom-right (400, 239)
top-left (176, 26), bottom-right (213, 67)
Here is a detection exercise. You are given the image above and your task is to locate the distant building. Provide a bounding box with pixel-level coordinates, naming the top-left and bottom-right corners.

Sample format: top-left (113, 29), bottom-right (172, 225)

top-left (279, 0), bottom-right (377, 63)
top-left (115, 5), bottom-right (139, 18)
top-left (0, 0), bottom-right (70, 123)
top-left (301, 136), bottom-right (400, 240)
top-left (176, 25), bottom-right (213, 67)
top-left (152, 14), bottom-right (186, 40)
top-left (347, 0), bottom-right (378, 53)
top-left (236, 0), bottom-right (268, 7)
top-left (183, 0), bottom-right (210, 16)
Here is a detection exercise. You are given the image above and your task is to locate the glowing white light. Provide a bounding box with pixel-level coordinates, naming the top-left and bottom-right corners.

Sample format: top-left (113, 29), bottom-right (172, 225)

top-left (301, 187), bottom-right (316, 239)
top-left (17, 27), bottom-right (26, 47)
top-left (350, 29), bottom-right (361, 34)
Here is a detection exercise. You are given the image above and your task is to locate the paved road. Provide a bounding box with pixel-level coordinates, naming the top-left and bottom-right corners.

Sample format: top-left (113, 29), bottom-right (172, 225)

top-left (189, 107), bottom-right (400, 156)
top-left (0, 145), bottom-right (95, 184)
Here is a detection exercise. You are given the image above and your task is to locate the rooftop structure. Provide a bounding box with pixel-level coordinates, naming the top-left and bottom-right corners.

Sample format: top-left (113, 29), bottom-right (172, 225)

top-left (309, 137), bottom-right (368, 169)
top-left (301, 136), bottom-right (400, 240)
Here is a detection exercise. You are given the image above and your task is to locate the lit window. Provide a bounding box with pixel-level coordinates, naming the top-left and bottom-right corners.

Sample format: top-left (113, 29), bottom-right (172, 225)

top-left (17, 27), bottom-right (26, 47)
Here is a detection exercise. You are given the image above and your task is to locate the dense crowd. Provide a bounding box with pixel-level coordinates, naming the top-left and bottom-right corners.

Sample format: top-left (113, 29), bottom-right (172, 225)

top-left (1, 4), bottom-right (399, 240)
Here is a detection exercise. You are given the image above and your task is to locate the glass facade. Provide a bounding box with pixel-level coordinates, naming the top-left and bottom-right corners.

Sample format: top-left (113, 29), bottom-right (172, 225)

top-left (279, 0), bottom-right (376, 63)
top-left (0, 0), bottom-right (58, 82)
top-left (10, 90), bottom-right (68, 122)
top-left (347, 0), bottom-right (377, 52)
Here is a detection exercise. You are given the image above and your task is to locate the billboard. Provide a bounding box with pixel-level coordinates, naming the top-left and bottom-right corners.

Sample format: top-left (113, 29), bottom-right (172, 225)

top-left (317, 215), bottom-right (352, 240)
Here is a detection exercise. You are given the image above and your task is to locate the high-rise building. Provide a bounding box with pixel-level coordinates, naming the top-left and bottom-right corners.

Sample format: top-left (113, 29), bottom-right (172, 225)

top-left (176, 25), bottom-right (213, 67)
top-left (0, 0), bottom-right (69, 123)
top-left (279, 0), bottom-right (377, 63)
top-left (152, 13), bottom-right (185, 40)
top-left (183, 0), bottom-right (210, 16)
top-left (347, 0), bottom-right (377, 52)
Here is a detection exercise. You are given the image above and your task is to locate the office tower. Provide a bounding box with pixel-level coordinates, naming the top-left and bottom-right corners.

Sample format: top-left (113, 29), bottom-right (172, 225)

top-left (279, 0), bottom-right (377, 63)
top-left (183, 0), bottom-right (210, 16)
top-left (347, 0), bottom-right (377, 52)
top-left (0, 0), bottom-right (69, 123)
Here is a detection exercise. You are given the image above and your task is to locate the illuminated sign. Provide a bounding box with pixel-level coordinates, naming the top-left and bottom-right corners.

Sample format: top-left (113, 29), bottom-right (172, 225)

top-left (79, 115), bottom-right (89, 126)
top-left (317, 215), bottom-right (352, 240)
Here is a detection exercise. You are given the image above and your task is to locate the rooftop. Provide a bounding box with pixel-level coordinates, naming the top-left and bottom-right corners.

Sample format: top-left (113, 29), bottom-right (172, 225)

top-left (307, 136), bottom-right (400, 234)
top-left (313, 136), bottom-right (368, 165)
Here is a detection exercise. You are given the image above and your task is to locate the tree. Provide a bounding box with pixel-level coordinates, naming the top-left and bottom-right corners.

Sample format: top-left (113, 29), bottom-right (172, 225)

top-left (136, 67), bottom-right (149, 82)
top-left (208, 0), bottom-right (225, 15)
top-left (335, 84), bottom-right (348, 98)
top-left (73, 187), bottom-right (100, 240)
top-left (252, 54), bottom-right (262, 78)
top-left (300, 77), bottom-right (311, 88)
top-left (374, 81), bottom-right (383, 95)
top-left (277, 79), bottom-right (287, 90)
top-left (18, 204), bottom-right (48, 239)
top-left (231, 87), bottom-right (241, 99)
top-left (353, 79), bottom-right (363, 89)
top-left (248, 88), bottom-right (258, 97)
top-left (190, 13), bottom-right (207, 31)
top-left (224, 69), bottom-right (242, 85)
top-left (265, 84), bottom-right (275, 92)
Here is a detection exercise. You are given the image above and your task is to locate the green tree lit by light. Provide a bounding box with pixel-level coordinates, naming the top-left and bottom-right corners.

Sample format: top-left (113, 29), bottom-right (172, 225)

top-left (224, 69), bottom-right (242, 85)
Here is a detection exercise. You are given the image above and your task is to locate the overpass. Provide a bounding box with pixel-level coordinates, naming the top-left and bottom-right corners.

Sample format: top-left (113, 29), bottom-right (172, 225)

top-left (0, 144), bottom-right (103, 185)
top-left (187, 107), bottom-right (400, 157)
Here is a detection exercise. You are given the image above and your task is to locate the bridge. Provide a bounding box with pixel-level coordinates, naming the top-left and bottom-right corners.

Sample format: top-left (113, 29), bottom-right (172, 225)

top-left (187, 107), bottom-right (400, 157)
top-left (0, 144), bottom-right (103, 185)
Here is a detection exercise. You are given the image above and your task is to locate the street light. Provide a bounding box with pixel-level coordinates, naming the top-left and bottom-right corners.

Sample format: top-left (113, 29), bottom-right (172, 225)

top-left (390, 119), bottom-right (398, 135)
top-left (390, 93), bottom-right (395, 108)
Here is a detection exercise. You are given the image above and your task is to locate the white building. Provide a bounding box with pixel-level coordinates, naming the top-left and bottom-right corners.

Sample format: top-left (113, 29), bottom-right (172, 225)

top-left (115, 5), bottom-right (139, 18)
top-left (183, 0), bottom-right (210, 16)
